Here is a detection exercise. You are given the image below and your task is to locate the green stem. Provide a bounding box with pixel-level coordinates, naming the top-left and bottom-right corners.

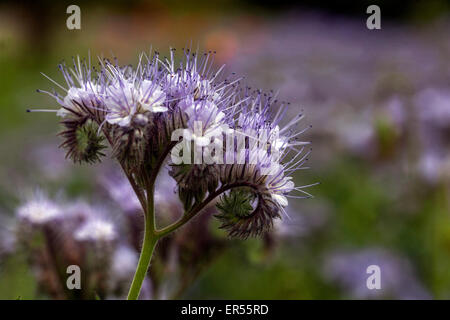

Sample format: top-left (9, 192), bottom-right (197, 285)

top-left (126, 224), bottom-right (158, 300)
top-left (156, 182), bottom-right (249, 238)
top-left (111, 139), bottom-right (178, 300)
top-left (127, 183), bottom-right (157, 300)
top-left (125, 171), bottom-right (251, 298)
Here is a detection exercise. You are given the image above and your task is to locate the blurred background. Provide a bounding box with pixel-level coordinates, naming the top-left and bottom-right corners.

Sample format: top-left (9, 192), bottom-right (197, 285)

top-left (0, 0), bottom-right (449, 299)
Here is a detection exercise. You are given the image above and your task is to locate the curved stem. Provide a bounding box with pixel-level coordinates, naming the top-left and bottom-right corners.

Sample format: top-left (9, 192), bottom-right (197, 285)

top-left (124, 138), bottom-right (254, 298)
top-left (149, 142), bottom-right (177, 183)
top-left (126, 174), bottom-right (253, 298)
top-left (127, 183), bottom-right (157, 300)
top-left (156, 182), bottom-right (250, 238)
top-left (125, 143), bottom-right (177, 299)
top-left (124, 171), bottom-right (147, 212)
top-left (101, 129), bottom-right (179, 299)
top-left (101, 127), bottom-right (147, 211)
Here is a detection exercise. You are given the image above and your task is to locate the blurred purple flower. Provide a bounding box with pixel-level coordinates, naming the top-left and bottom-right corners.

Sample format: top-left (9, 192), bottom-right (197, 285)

top-left (322, 248), bottom-right (431, 299)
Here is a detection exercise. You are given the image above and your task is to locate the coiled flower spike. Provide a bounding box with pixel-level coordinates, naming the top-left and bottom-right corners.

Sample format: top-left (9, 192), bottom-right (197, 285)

top-left (30, 47), bottom-right (316, 299)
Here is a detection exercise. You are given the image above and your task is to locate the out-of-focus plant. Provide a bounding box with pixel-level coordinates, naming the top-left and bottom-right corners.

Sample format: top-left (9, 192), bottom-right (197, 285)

top-left (13, 184), bottom-right (229, 299)
top-left (15, 192), bottom-right (126, 299)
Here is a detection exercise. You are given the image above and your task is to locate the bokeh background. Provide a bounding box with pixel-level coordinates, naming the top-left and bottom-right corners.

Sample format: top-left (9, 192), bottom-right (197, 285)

top-left (0, 0), bottom-right (450, 299)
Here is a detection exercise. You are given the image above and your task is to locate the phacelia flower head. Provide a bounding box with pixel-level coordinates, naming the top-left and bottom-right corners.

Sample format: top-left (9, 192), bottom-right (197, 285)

top-left (102, 63), bottom-right (167, 127)
top-left (209, 90), bottom-right (314, 238)
top-left (35, 47), bottom-right (315, 240)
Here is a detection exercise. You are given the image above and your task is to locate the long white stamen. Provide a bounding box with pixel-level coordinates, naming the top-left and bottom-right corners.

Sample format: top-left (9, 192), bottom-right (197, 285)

top-left (40, 73), bottom-right (68, 92)
top-left (294, 182), bottom-right (320, 189)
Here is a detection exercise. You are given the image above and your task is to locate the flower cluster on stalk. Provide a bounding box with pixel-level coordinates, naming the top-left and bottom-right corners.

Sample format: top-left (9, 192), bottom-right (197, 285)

top-left (34, 48), bottom-right (314, 238)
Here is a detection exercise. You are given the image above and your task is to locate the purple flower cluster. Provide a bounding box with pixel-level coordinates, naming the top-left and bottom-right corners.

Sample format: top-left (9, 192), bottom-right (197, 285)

top-left (35, 48), bottom-right (313, 238)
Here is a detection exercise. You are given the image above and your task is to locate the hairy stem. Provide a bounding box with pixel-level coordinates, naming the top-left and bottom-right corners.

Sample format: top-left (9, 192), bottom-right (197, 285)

top-left (101, 127), bottom-right (147, 210)
top-left (127, 182), bottom-right (157, 300)
top-left (124, 138), bottom-right (253, 299)
top-left (156, 182), bottom-right (250, 238)
top-left (124, 142), bottom-right (177, 299)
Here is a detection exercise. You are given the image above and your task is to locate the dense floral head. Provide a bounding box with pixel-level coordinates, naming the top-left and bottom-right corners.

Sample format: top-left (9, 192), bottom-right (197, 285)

top-left (34, 48), bottom-right (315, 238)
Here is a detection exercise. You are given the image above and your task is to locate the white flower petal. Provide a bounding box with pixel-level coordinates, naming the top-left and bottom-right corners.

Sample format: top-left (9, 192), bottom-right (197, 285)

top-left (149, 105), bottom-right (168, 112)
top-left (272, 194), bottom-right (289, 207)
